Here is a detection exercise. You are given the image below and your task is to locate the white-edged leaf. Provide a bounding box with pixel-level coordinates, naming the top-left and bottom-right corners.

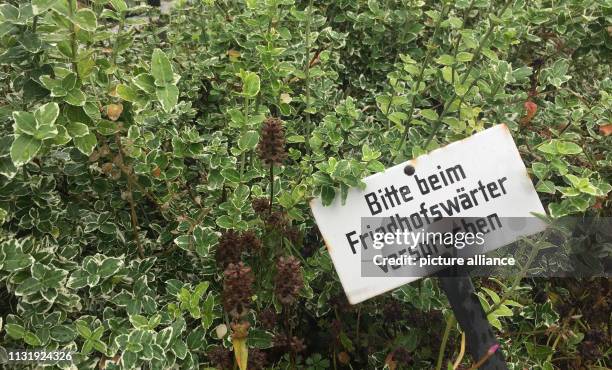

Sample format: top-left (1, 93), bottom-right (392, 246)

top-left (10, 134), bottom-right (42, 166)
top-left (156, 85), bottom-right (179, 113)
top-left (73, 133), bottom-right (97, 155)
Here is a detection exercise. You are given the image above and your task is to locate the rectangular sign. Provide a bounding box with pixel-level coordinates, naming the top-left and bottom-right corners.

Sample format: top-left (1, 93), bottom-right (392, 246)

top-left (310, 124), bottom-right (546, 304)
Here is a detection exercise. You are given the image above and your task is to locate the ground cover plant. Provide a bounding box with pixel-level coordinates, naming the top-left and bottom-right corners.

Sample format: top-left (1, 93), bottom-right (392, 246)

top-left (0, 0), bottom-right (611, 369)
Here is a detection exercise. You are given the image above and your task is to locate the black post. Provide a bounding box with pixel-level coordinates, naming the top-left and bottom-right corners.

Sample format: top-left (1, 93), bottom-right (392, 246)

top-left (438, 270), bottom-right (508, 370)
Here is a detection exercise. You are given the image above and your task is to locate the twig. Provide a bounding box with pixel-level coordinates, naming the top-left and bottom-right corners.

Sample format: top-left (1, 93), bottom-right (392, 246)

top-left (67, 0), bottom-right (80, 79)
top-left (390, 4), bottom-right (450, 164)
top-left (486, 237), bottom-right (541, 316)
top-left (268, 164), bottom-right (274, 214)
top-left (467, 344), bottom-right (500, 370)
top-left (435, 314), bottom-right (456, 370)
top-left (114, 134), bottom-right (144, 259)
top-left (423, 0), bottom-right (513, 149)
top-left (304, 0), bottom-right (313, 155)
top-left (452, 332), bottom-right (466, 369)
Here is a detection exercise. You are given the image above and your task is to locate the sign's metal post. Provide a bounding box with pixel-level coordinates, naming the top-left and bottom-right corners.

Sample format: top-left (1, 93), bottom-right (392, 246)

top-left (438, 270), bottom-right (508, 370)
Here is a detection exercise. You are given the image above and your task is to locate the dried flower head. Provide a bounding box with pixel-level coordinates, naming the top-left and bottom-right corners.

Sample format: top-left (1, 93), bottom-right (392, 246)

top-left (248, 349), bottom-right (267, 370)
top-left (383, 300), bottom-right (404, 322)
top-left (207, 346), bottom-right (233, 370)
top-left (266, 210), bottom-right (288, 230)
top-left (274, 256), bottom-right (303, 305)
top-left (230, 321), bottom-right (250, 339)
top-left (273, 333), bottom-right (306, 353)
top-left (239, 230), bottom-right (262, 252)
top-left (579, 340), bottom-right (601, 362)
top-left (252, 197), bottom-right (269, 215)
top-left (258, 117), bottom-right (286, 166)
top-left (259, 308), bottom-right (278, 330)
top-left (216, 230), bottom-right (243, 268)
top-left (223, 262), bottom-right (254, 319)
top-left (284, 225), bottom-right (301, 245)
top-left (106, 103), bottom-right (123, 121)
top-left (393, 348), bottom-right (413, 365)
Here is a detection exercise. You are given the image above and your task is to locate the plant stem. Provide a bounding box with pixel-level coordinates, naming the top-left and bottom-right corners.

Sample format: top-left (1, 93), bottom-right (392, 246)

top-left (451, 0), bottom-right (476, 86)
top-left (486, 237), bottom-right (541, 316)
top-left (467, 346), bottom-right (499, 370)
top-left (67, 0), bottom-right (79, 79)
top-left (268, 164), bottom-right (274, 214)
top-left (452, 332), bottom-right (466, 369)
top-left (304, 0), bottom-right (313, 155)
top-left (114, 134), bottom-right (144, 259)
top-left (422, 0), bottom-right (513, 149)
top-left (435, 314), bottom-right (456, 370)
top-left (389, 4), bottom-right (449, 165)
top-left (240, 97), bottom-right (250, 179)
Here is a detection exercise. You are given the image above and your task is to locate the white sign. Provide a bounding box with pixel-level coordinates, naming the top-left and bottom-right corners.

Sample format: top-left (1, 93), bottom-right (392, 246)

top-left (310, 124), bottom-right (546, 304)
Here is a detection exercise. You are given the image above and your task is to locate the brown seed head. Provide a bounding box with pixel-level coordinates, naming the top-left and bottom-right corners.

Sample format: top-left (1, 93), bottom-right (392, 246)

top-left (222, 262), bottom-right (254, 319)
top-left (258, 117), bottom-right (286, 166)
top-left (274, 256), bottom-right (303, 305)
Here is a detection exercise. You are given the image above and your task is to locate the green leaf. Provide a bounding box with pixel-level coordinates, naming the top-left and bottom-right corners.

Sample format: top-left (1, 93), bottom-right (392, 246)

top-left (50, 325), bottom-right (77, 342)
top-left (238, 130), bottom-right (259, 151)
top-left (75, 320), bottom-right (92, 339)
top-left (172, 339), bottom-right (188, 359)
top-left (65, 89), bottom-right (86, 106)
top-left (548, 201), bottom-right (572, 218)
top-left (156, 327), bottom-right (174, 348)
top-left (215, 215), bottom-right (233, 229)
top-left (249, 329), bottom-right (275, 349)
top-left (117, 84), bottom-right (140, 103)
top-left (73, 9), bottom-right (97, 32)
top-left (110, 0), bottom-right (128, 12)
top-left (5, 323), bottom-right (25, 339)
top-left (66, 121), bottom-right (89, 138)
top-left (536, 180), bottom-right (556, 194)
top-left (98, 257), bottom-right (123, 278)
top-left (23, 331), bottom-right (42, 346)
top-left (156, 85), bottom-right (179, 113)
top-left (388, 111), bottom-right (407, 124)
top-left (32, 263), bottom-right (69, 288)
top-left (34, 102), bottom-right (60, 126)
top-left (556, 141), bottom-right (582, 155)
top-left (531, 162), bottom-right (549, 179)
top-left (420, 109), bottom-right (438, 121)
top-left (32, 0), bottom-right (57, 15)
top-left (10, 134), bottom-right (42, 166)
top-left (0, 208), bottom-right (7, 224)
top-left (0, 4), bottom-right (19, 21)
top-left (361, 143), bottom-right (381, 161)
top-left (73, 133), bottom-right (97, 155)
top-left (12, 111), bottom-right (37, 136)
top-left (321, 186), bottom-right (336, 206)
top-left (0, 241), bottom-right (34, 271)
top-left (50, 125), bottom-right (69, 145)
top-left (538, 140), bottom-right (582, 155)
top-left (15, 277), bottom-right (42, 296)
top-left (133, 73), bottom-right (156, 94)
top-left (436, 54), bottom-right (455, 65)
top-left (456, 52), bottom-right (473, 62)
top-left (151, 49), bottom-right (174, 86)
top-left (221, 168), bottom-right (240, 183)
top-left (34, 124), bottom-right (58, 140)
top-left (129, 314), bottom-right (149, 329)
top-left (193, 226), bottom-right (218, 258)
top-left (84, 102), bottom-right (101, 122)
top-left (241, 72), bottom-right (260, 97)
top-left (174, 235), bottom-right (192, 251)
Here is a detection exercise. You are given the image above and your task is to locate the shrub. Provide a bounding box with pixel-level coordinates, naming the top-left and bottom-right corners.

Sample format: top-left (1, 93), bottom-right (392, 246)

top-left (0, 0), bottom-right (610, 369)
